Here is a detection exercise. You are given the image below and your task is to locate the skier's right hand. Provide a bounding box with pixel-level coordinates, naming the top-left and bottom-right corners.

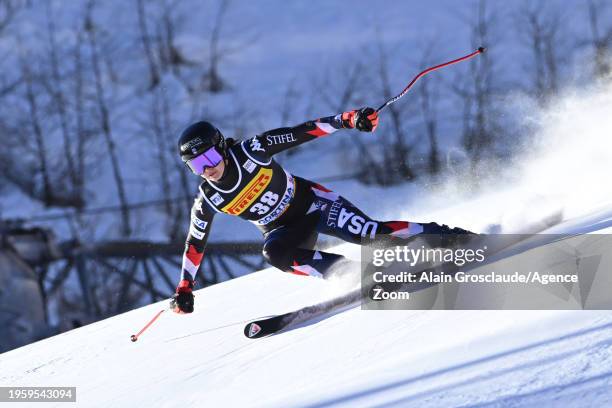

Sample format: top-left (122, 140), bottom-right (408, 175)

top-left (170, 278), bottom-right (194, 314)
top-left (341, 107), bottom-right (379, 132)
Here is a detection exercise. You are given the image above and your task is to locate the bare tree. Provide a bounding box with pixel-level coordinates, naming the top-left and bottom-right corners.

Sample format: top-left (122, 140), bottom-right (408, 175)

top-left (156, 0), bottom-right (197, 76)
top-left (417, 49), bottom-right (441, 176)
top-left (375, 38), bottom-right (416, 184)
top-left (0, 0), bottom-right (21, 34)
top-left (516, 1), bottom-right (566, 103)
top-left (43, 0), bottom-right (80, 204)
top-left (85, 1), bottom-right (132, 236)
top-left (20, 49), bottom-right (53, 205)
top-left (0, 3), bottom-right (83, 208)
top-left (4, 48), bottom-right (80, 207)
top-left (272, 78), bottom-right (303, 158)
top-left (279, 78), bottom-right (299, 127)
top-left (318, 62), bottom-right (364, 112)
top-left (138, 0), bottom-right (206, 95)
top-left (73, 27), bottom-right (91, 204)
top-left (136, 0), bottom-right (161, 89)
top-left (586, 0), bottom-right (612, 79)
top-left (133, 0), bottom-right (195, 238)
top-left (204, 0), bottom-right (230, 93)
top-left (148, 87), bottom-right (174, 235)
top-left (315, 60), bottom-right (377, 182)
top-left (160, 86), bottom-right (193, 241)
top-left (0, 2), bottom-right (23, 187)
top-left (134, 0), bottom-right (254, 96)
top-left (453, 0), bottom-right (505, 169)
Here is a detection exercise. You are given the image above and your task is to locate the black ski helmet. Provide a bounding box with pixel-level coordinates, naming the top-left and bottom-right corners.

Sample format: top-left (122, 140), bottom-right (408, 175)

top-left (178, 121), bottom-right (227, 163)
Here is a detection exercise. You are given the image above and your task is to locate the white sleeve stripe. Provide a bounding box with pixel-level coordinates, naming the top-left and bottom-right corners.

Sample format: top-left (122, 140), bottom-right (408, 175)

top-left (316, 122), bottom-right (337, 134)
top-left (182, 257), bottom-right (199, 275)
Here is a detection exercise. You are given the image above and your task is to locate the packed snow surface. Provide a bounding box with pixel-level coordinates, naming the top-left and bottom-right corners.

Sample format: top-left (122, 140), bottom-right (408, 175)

top-left (1, 207), bottom-right (612, 407)
top-left (3, 2), bottom-right (612, 405)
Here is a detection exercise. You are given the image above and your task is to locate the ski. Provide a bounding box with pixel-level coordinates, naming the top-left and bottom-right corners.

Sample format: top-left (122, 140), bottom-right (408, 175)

top-left (245, 211), bottom-right (564, 339)
top-left (244, 289), bottom-right (362, 338)
top-left (244, 315), bottom-right (286, 339)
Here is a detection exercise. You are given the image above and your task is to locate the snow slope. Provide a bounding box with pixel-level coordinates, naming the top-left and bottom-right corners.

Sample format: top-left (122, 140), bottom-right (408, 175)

top-left (1, 208), bottom-right (612, 407)
top-left (3, 3), bottom-right (612, 405)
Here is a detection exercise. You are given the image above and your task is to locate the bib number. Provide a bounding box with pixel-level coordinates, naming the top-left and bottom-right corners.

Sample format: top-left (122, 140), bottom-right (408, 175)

top-left (250, 192), bottom-right (279, 215)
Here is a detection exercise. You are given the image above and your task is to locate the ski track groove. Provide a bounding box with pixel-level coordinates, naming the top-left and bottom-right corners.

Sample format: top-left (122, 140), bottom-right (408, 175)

top-left (306, 318), bottom-right (612, 407)
top-left (165, 319), bottom-right (252, 342)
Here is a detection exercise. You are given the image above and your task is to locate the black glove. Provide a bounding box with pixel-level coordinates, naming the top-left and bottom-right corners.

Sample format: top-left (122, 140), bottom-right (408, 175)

top-left (342, 107), bottom-right (379, 132)
top-left (170, 278), bottom-right (194, 314)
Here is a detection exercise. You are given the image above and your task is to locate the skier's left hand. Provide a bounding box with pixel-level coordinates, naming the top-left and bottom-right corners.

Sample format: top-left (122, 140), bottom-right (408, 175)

top-left (341, 107), bottom-right (379, 132)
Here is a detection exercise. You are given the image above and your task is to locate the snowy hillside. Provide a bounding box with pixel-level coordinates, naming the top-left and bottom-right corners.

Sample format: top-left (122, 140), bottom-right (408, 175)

top-left (4, 47), bottom-right (612, 406)
top-left (3, 1), bottom-right (612, 405)
top-left (1, 207), bottom-right (612, 407)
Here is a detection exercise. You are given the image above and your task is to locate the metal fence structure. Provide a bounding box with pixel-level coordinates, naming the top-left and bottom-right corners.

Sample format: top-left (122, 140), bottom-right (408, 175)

top-left (0, 219), bottom-right (264, 351)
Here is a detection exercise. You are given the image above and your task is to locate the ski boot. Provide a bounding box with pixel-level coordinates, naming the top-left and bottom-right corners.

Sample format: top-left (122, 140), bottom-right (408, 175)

top-left (419, 222), bottom-right (476, 248)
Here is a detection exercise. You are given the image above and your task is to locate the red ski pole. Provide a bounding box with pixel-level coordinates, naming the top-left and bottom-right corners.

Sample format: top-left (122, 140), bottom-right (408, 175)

top-left (130, 308), bottom-right (166, 342)
top-left (376, 47), bottom-right (487, 112)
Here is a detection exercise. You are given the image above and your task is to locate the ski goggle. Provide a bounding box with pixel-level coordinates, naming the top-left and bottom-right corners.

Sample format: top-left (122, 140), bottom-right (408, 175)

top-left (186, 146), bottom-right (224, 175)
